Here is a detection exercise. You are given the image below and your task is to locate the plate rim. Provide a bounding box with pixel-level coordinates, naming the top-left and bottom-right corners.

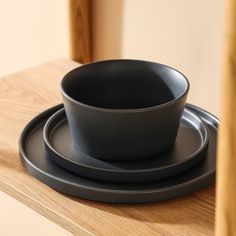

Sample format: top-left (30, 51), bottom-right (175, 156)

top-left (19, 103), bottom-right (217, 196)
top-left (43, 106), bottom-right (209, 173)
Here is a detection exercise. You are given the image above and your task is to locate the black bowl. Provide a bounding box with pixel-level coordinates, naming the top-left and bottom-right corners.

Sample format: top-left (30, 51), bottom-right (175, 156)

top-left (61, 59), bottom-right (189, 162)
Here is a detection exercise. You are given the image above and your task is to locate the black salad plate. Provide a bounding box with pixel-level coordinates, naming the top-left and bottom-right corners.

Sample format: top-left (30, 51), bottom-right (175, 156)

top-left (43, 107), bottom-right (209, 183)
top-left (19, 104), bottom-right (217, 203)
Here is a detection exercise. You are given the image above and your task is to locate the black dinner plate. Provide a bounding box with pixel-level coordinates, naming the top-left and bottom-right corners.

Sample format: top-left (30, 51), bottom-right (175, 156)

top-left (43, 107), bottom-right (209, 183)
top-left (19, 104), bottom-right (217, 203)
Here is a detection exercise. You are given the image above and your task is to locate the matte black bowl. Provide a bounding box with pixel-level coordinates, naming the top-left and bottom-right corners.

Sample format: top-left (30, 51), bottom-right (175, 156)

top-left (61, 59), bottom-right (189, 162)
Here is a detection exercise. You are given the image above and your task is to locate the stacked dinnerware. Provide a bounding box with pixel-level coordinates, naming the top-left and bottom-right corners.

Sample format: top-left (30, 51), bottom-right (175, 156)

top-left (19, 60), bottom-right (218, 203)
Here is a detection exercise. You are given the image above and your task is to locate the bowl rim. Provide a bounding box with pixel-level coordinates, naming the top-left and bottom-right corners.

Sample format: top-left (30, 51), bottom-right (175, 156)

top-left (61, 59), bottom-right (190, 113)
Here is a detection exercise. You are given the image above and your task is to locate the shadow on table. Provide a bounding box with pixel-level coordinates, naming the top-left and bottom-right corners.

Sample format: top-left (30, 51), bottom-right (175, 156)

top-left (66, 185), bottom-right (214, 224)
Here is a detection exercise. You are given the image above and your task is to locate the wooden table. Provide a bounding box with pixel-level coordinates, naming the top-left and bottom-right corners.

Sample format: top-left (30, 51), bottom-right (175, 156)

top-left (0, 59), bottom-right (215, 235)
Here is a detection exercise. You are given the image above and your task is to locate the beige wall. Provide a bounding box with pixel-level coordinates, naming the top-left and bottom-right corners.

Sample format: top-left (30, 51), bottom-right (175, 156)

top-left (92, 0), bottom-right (124, 59)
top-left (0, 0), bottom-right (223, 115)
top-left (0, 0), bottom-right (69, 77)
top-left (92, 0), bottom-right (223, 115)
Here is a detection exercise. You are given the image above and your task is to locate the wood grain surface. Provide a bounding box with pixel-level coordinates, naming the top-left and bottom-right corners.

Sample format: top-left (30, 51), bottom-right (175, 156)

top-left (69, 0), bottom-right (91, 63)
top-left (0, 59), bottom-right (215, 235)
top-left (216, 0), bottom-right (236, 235)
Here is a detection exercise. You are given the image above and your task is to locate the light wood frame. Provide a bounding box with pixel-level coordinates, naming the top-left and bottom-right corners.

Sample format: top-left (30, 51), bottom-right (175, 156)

top-left (69, 0), bottom-right (91, 63)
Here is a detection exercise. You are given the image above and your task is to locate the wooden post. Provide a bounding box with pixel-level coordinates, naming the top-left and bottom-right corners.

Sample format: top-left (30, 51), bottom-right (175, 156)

top-left (68, 0), bottom-right (91, 63)
top-left (216, 0), bottom-right (236, 235)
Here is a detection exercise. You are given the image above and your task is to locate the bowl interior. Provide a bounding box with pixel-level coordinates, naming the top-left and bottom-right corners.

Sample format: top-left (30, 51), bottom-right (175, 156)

top-left (62, 60), bottom-right (188, 110)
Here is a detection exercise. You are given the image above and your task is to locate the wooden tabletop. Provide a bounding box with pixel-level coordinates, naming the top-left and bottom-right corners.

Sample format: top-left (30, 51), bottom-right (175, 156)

top-left (0, 59), bottom-right (215, 235)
